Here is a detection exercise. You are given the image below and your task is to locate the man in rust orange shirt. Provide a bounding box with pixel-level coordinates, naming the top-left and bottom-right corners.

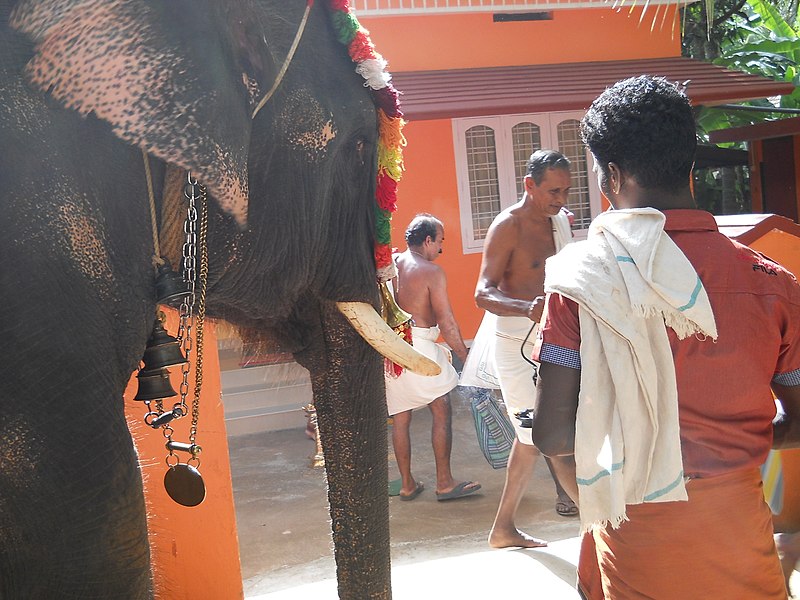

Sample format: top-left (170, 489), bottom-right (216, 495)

top-left (531, 76), bottom-right (800, 599)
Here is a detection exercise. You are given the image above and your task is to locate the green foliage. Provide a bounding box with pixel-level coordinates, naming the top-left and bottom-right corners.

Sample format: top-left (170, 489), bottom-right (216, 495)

top-left (692, 166), bottom-right (752, 214)
top-left (682, 0), bottom-right (753, 62)
top-left (684, 0), bottom-right (800, 140)
top-left (748, 0), bottom-right (798, 41)
top-left (681, 0), bottom-right (800, 214)
top-left (658, 0), bottom-right (800, 214)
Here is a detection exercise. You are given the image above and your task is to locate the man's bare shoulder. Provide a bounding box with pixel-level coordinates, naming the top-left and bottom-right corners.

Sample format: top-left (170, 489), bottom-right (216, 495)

top-left (396, 253), bottom-right (443, 279)
top-left (416, 258), bottom-right (445, 281)
top-left (486, 205), bottom-right (524, 243)
top-left (491, 202), bottom-right (526, 224)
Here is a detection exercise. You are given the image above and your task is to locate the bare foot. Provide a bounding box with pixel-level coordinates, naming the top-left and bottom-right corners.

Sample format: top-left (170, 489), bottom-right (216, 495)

top-left (488, 528), bottom-right (548, 549)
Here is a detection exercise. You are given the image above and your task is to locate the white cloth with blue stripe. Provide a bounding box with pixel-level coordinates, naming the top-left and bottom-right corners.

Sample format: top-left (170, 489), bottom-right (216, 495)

top-left (544, 208), bottom-right (718, 532)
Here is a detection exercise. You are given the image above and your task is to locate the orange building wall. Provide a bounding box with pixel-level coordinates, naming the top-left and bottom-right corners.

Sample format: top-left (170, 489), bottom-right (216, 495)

top-left (751, 229), bottom-right (800, 275)
top-left (123, 311), bottom-right (243, 600)
top-left (392, 119), bottom-right (486, 339)
top-left (366, 7), bottom-right (683, 339)
top-left (363, 7), bottom-right (681, 72)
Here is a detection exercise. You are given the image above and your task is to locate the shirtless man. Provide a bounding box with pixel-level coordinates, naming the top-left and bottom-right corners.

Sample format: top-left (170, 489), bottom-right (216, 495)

top-left (386, 214), bottom-right (481, 501)
top-left (476, 150), bottom-right (578, 548)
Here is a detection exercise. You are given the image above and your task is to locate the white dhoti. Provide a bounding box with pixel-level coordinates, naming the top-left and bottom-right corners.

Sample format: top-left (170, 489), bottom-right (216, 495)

top-left (459, 311), bottom-right (500, 389)
top-left (385, 326), bottom-right (459, 416)
top-left (493, 315), bottom-right (539, 444)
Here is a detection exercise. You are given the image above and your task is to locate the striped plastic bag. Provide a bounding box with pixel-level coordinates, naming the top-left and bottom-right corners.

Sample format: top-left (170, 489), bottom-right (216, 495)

top-left (468, 388), bottom-right (515, 469)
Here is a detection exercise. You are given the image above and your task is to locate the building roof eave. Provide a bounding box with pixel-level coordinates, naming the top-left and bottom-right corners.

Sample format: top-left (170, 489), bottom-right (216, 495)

top-left (708, 115), bottom-right (800, 143)
top-left (392, 57), bottom-right (795, 121)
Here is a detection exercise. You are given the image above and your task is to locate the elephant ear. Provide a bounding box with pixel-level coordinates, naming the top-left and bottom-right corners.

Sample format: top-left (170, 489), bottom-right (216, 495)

top-left (11, 0), bottom-right (253, 225)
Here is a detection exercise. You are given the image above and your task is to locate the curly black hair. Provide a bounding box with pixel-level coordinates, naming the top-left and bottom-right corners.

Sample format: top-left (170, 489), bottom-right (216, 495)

top-left (580, 76), bottom-right (696, 193)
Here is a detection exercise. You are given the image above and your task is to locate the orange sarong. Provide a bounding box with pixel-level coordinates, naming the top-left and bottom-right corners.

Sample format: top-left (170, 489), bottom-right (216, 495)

top-left (578, 468), bottom-right (787, 599)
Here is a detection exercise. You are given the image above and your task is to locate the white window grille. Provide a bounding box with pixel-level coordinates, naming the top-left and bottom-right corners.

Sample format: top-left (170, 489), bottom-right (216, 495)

top-left (453, 111), bottom-right (600, 253)
top-left (557, 118), bottom-right (593, 230)
top-left (465, 126), bottom-right (502, 241)
top-left (512, 122), bottom-right (542, 198)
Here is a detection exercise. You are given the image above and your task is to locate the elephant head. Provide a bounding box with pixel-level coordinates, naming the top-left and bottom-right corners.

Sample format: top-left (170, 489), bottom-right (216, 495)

top-left (0, 1), bottom-right (430, 597)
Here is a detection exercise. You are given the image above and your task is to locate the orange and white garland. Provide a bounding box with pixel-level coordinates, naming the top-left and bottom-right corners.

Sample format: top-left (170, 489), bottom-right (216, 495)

top-left (328, 0), bottom-right (406, 284)
top-left (327, 1), bottom-right (414, 375)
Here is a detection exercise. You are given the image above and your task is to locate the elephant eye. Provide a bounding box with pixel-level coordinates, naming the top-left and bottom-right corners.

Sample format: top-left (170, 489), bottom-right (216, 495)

top-left (356, 139), bottom-right (366, 165)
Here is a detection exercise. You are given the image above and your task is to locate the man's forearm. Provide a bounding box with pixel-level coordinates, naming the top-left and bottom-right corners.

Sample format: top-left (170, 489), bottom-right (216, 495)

top-left (475, 286), bottom-right (542, 321)
top-left (773, 413), bottom-right (800, 449)
top-left (772, 385), bottom-right (800, 449)
top-left (440, 323), bottom-right (468, 364)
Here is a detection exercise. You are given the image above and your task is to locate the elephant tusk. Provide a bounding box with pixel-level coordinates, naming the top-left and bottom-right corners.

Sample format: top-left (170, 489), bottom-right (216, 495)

top-left (336, 302), bottom-right (442, 377)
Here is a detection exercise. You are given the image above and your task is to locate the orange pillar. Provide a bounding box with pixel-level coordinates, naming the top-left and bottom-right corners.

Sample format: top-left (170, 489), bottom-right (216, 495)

top-left (124, 309), bottom-right (243, 599)
top-left (751, 230), bottom-right (800, 532)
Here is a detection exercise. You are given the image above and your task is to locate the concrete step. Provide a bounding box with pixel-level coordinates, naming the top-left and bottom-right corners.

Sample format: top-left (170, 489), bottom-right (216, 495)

top-left (221, 361), bottom-right (312, 436)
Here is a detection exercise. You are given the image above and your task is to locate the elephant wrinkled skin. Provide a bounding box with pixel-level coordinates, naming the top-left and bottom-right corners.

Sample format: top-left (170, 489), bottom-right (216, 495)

top-left (0, 1), bottom-right (398, 597)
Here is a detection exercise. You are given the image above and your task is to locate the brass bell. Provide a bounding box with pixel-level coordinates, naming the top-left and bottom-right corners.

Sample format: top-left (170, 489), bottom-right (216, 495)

top-left (141, 319), bottom-right (187, 371)
top-left (379, 280), bottom-right (412, 329)
top-left (154, 259), bottom-right (191, 307)
top-left (133, 368), bottom-right (178, 401)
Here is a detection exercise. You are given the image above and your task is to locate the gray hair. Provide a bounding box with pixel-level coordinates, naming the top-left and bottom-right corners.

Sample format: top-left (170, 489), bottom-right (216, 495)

top-left (526, 150), bottom-right (571, 184)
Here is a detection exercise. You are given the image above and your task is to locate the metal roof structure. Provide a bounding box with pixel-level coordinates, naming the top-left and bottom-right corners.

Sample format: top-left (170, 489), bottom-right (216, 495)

top-left (391, 57), bottom-right (796, 121)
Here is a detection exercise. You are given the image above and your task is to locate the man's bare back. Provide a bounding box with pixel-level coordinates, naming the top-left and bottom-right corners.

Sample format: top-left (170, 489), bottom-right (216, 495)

top-left (394, 220), bottom-right (467, 364)
top-left (394, 251), bottom-right (440, 328)
top-left (387, 214), bottom-right (479, 502)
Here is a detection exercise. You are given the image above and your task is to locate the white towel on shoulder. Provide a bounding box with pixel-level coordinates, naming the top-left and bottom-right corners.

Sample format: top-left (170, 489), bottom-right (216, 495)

top-left (551, 208), bottom-right (573, 253)
top-left (544, 208), bottom-right (717, 531)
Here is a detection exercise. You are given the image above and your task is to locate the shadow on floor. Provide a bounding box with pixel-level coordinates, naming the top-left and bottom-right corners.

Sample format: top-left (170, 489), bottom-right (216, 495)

top-left (229, 386), bottom-right (583, 598)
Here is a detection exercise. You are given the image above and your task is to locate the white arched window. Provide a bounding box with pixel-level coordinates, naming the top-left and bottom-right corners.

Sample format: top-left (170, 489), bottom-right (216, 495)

top-left (454, 111), bottom-right (601, 253)
top-left (464, 125), bottom-right (501, 241)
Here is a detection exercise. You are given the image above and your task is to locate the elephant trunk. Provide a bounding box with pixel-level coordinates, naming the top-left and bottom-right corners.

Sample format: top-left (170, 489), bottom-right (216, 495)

top-left (336, 302), bottom-right (440, 376)
top-left (303, 302), bottom-right (392, 600)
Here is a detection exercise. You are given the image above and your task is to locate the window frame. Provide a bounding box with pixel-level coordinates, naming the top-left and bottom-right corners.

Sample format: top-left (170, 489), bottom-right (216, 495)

top-left (453, 111), bottom-right (601, 254)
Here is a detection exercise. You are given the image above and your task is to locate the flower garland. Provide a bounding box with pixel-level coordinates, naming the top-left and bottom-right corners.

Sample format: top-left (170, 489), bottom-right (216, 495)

top-left (327, 0), bottom-right (412, 376)
top-left (326, 0), bottom-right (406, 284)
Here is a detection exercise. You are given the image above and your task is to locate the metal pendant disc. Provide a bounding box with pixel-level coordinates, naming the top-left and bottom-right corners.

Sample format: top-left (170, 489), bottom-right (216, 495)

top-left (164, 463), bottom-right (206, 507)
